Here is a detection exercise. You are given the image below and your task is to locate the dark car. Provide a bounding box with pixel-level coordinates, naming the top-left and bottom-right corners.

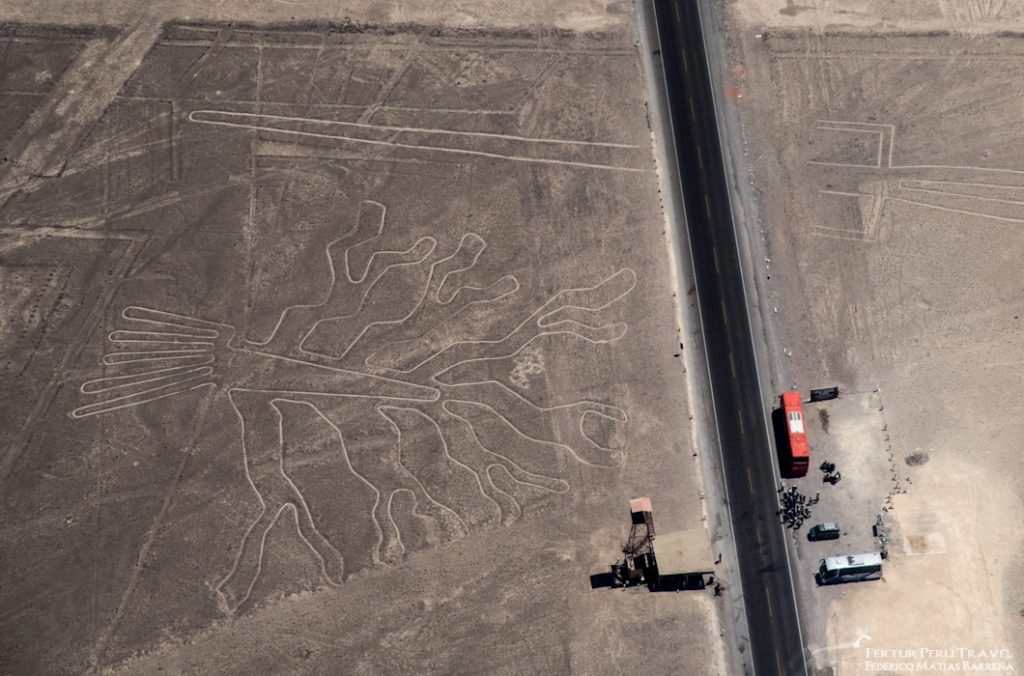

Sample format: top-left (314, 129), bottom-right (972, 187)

top-left (807, 522), bottom-right (841, 541)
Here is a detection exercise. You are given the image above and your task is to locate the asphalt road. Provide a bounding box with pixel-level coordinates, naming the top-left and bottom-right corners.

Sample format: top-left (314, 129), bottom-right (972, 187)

top-left (649, 1), bottom-right (809, 674)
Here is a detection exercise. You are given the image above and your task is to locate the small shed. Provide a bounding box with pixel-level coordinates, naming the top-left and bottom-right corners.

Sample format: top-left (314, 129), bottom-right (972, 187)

top-left (653, 528), bottom-right (715, 590)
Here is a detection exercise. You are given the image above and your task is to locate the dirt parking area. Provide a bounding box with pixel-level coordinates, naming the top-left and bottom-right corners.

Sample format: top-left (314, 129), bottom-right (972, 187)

top-left (0, 10), bottom-right (724, 675)
top-left (715, 0), bottom-right (1024, 672)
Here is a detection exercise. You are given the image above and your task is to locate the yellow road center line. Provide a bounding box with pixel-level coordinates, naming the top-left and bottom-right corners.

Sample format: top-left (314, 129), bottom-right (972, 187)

top-left (729, 352), bottom-right (737, 378)
top-left (675, 2), bottom-right (682, 22)
top-left (682, 49), bottom-right (689, 72)
top-left (776, 650), bottom-right (783, 675)
top-left (747, 466), bottom-right (754, 494)
top-left (737, 411), bottom-right (745, 435)
top-left (766, 587), bottom-right (774, 617)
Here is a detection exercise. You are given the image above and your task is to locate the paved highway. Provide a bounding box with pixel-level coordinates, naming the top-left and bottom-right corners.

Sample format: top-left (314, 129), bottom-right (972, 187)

top-left (649, 1), bottom-right (809, 674)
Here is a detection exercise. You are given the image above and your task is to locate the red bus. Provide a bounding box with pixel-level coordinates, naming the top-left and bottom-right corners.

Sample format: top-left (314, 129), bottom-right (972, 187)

top-left (780, 391), bottom-right (809, 477)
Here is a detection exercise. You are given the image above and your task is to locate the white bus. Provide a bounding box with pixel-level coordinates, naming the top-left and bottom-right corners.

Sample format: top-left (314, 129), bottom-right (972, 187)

top-left (817, 553), bottom-right (883, 585)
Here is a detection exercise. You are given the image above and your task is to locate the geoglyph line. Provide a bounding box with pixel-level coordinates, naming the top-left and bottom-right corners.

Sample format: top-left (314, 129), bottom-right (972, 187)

top-left (189, 109), bottom-right (640, 149)
top-left (442, 401), bottom-right (571, 494)
top-left (302, 403), bottom-right (386, 566)
top-left (360, 272), bottom-right (520, 372)
top-left (386, 268), bottom-right (636, 374)
top-left (299, 241), bottom-right (438, 360)
top-left (242, 202), bottom-right (434, 348)
top-left (70, 204), bottom-right (635, 611)
top-left (81, 365), bottom-right (215, 394)
top-left (809, 121), bottom-right (1024, 239)
top-left (485, 463), bottom-right (552, 503)
top-left (388, 405), bottom-right (505, 525)
top-left (812, 120), bottom-right (1024, 175)
top-left (438, 340), bottom-right (629, 419)
top-left (188, 110), bottom-right (649, 173)
top-left (71, 382), bottom-right (216, 419)
top-left (378, 405), bottom-right (473, 542)
top-left (215, 396), bottom-right (350, 613)
top-left (448, 392), bottom-right (625, 471)
top-left (886, 196), bottom-right (1024, 224)
top-left (898, 182), bottom-right (1024, 208)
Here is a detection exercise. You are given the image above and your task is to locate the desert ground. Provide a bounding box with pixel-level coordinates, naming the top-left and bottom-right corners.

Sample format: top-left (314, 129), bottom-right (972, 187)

top-left (0, 5), bottom-right (726, 675)
top-left (712, 0), bottom-right (1024, 672)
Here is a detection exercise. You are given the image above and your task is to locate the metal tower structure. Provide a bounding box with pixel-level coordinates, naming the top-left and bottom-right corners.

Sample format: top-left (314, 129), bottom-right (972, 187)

top-left (621, 496), bottom-right (656, 574)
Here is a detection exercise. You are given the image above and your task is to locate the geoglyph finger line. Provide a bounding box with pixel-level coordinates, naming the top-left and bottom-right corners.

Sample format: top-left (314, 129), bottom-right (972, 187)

top-left (110, 330), bottom-right (216, 343)
top-left (240, 204), bottom-right (373, 346)
top-left (70, 382), bottom-right (215, 419)
top-left (78, 368), bottom-right (214, 406)
top-left (121, 306), bottom-right (227, 336)
top-left (427, 408), bottom-right (524, 524)
top-left (107, 340), bottom-right (215, 350)
top-left (81, 355), bottom-right (215, 386)
top-left (102, 350), bottom-right (211, 364)
top-left (534, 320), bottom-right (627, 341)
top-left (81, 365), bottom-right (215, 394)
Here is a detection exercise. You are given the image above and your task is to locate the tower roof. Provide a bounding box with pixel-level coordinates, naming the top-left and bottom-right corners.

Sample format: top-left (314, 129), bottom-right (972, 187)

top-left (629, 496), bottom-right (653, 514)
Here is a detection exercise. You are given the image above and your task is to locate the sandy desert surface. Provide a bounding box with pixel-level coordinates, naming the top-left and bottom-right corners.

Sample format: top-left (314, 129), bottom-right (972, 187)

top-left (0, 3), bottom-right (725, 674)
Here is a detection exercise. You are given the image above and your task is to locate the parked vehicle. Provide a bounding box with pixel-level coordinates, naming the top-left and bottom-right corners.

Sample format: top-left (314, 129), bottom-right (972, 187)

top-left (807, 522), bottom-right (841, 541)
top-left (817, 553), bottom-right (883, 585)
top-left (779, 391), bottom-right (809, 477)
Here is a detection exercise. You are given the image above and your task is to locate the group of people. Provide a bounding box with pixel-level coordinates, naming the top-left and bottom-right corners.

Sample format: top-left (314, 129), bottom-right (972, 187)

top-left (777, 485), bottom-right (818, 529)
top-left (820, 460), bottom-right (842, 484)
